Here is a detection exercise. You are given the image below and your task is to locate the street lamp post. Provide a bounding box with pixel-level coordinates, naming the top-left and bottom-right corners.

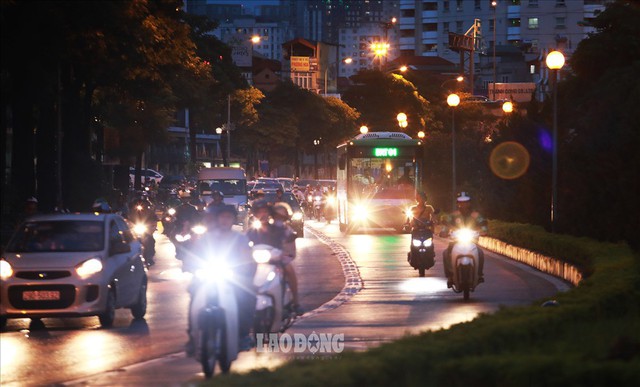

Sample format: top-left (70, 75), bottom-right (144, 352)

top-left (396, 112), bottom-right (408, 130)
top-left (546, 50), bottom-right (565, 232)
top-left (492, 1), bottom-right (497, 101)
top-left (447, 93), bottom-right (460, 211)
top-left (313, 139), bottom-right (321, 179)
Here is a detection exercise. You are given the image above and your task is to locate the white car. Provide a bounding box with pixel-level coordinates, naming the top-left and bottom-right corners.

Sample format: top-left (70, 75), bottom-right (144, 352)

top-left (0, 213), bottom-right (148, 328)
top-left (129, 168), bottom-right (164, 185)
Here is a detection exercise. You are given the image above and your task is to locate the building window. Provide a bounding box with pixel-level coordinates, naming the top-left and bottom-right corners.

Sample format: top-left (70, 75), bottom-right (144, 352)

top-left (423, 23), bottom-right (437, 32)
top-left (508, 18), bottom-right (521, 27)
top-left (510, 0), bottom-right (521, 4)
top-left (556, 17), bottom-right (566, 29)
top-left (530, 64), bottom-right (536, 74)
top-left (443, 22), bottom-right (450, 34)
top-left (443, 1), bottom-right (450, 11)
top-left (400, 29), bottom-right (415, 38)
top-left (556, 0), bottom-right (566, 7)
top-left (424, 43), bottom-right (437, 52)
top-left (528, 0), bottom-right (538, 6)
top-left (489, 18), bottom-right (495, 32)
top-left (531, 39), bottom-right (539, 52)
top-left (528, 17), bottom-right (539, 29)
top-left (401, 9), bottom-right (415, 17)
top-left (475, 0), bottom-right (481, 10)
top-left (423, 2), bottom-right (437, 11)
top-left (456, 21), bottom-right (463, 33)
top-left (456, 0), bottom-right (463, 11)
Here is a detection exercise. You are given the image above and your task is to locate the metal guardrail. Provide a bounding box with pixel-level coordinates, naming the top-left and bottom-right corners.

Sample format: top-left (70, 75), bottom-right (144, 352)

top-left (479, 236), bottom-right (583, 286)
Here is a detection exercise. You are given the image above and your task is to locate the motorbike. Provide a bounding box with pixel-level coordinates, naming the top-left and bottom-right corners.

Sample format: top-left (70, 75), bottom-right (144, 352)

top-left (174, 223), bottom-right (207, 264)
top-left (447, 228), bottom-right (482, 300)
top-left (161, 206), bottom-right (178, 237)
top-left (312, 194), bottom-right (324, 220)
top-left (251, 244), bottom-right (297, 339)
top-left (131, 209), bottom-right (157, 267)
top-left (188, 254), bottom-right (239, 378)
top-left (407, 218), bottom-right (435, 277)
top-left (323, 194), bottom-right (336, 223)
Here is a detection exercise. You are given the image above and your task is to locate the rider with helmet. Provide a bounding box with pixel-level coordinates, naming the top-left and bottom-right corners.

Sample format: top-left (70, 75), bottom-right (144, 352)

top-left (185, 204), bottom-right (257, 354)
top-left (205, 190), bottom-right (225, 213)
top-left (408, 191), bottom-right (435, 230)
top-left (246, 200), bottom-right (303, 315)
top-left (441, 192), bottom-right (488, 286)
top-left (271, 202), bottom-right (303, 315)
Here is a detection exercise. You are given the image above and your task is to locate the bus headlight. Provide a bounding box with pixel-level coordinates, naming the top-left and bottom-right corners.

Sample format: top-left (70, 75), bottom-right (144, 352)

top-left (353, 205), bottom-right (368, 221)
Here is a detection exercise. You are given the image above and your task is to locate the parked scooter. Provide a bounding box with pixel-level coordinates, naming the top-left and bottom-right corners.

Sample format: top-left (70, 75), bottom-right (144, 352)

top-left (252, 244), bottom-right (297, 338)
top-left (188, 254), bottom-right (239, 378)
top-left (407, 218), bottom-right (435, 277)
top-left (446, 228), bottom-right (482, 300)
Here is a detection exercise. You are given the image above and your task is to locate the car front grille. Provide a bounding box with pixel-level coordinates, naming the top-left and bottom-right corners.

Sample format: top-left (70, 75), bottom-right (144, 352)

top-left (15, 271), bottom-right (72, 280)
top-left (8, 285), bottom-right (76, 310)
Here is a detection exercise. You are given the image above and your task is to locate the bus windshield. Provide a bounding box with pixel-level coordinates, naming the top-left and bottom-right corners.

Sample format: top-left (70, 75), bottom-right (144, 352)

top-left (349, 157), bottom-right (416, 200)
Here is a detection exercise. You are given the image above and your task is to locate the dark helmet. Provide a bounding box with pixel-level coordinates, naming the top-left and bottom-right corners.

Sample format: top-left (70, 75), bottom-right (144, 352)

top-left (272, 202), bottom-right (292, 220)
top-left (211, 190), bottom-right (223, 198)
top-left (213, 204), bottom-right (237, 218)
top-left (92, 199), bottom-right (112, 213)
top-left (251, 199), bottom-right (271, 215)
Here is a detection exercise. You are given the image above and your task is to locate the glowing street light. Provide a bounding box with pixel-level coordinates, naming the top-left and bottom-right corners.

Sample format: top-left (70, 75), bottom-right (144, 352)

top-left (546, 50), bottom-right (565, 232)
top-left (417, 131), bottom-right (425, 139)
top-left (251, 35), bottom-right (261, 44)
top-left (447, 93), bottom-right (460, 210)
top-left (502, 101), bottom-right (514, 113)
top-left (360, 125), bottom-right (369, 134)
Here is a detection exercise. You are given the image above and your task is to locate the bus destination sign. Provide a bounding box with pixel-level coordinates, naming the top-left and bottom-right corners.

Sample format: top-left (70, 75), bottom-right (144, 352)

top-left (373, 147), bottom-right (398, 157)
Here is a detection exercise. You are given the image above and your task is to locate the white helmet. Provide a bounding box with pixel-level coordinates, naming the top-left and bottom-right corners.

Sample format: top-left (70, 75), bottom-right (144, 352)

top-left (457, 192), bottom-right (471, 202)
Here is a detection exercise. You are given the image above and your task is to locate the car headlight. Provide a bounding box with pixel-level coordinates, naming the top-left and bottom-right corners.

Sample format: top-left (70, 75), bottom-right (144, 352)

top-left (292, 212), bottom-right (303, 221)
top-left (0, 260), bottom-right (13, 280)
top-left (76, 258), bottom-right (103, 279)
top-left (167, 208), bottom-right (176, 216)
top-left (133, 223), bottom-right (147, 236)
top-left (191, 225), bottom-right (207, 235)
top-left (252, 249), bottom-right (272, 264)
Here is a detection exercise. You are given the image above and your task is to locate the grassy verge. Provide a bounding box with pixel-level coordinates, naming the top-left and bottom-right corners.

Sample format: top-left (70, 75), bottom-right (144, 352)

top-left (206, 222), bottom-right (640, 386)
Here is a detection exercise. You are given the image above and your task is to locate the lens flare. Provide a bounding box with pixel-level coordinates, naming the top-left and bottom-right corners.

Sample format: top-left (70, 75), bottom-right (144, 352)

top-left (489, 141), bottom-right (530, 180)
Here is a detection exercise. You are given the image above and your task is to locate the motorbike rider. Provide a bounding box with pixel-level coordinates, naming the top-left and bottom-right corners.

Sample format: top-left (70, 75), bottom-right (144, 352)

top-left (205, 190), bottom-right (225, 213)
top-left (188, 190), bottom-right (206, 212)
top-left (246, 200), bottom-right (304, 316)
top-left (271, 202), bottom-right (303, 315)
top-left (185, 204), bottom-right (257, 355)
top-left (407, 191), bottom-right (435, 230)
top-left (129, 194), bottom-right (158, 265)
top-left (274, 187), bottom-right (285, 202)
top-left (92, 198), bottom-right (113, 213)
top-left (441, 192), bottom-right (488, 286)
top-left (291, 185), bottom-right (305, 204)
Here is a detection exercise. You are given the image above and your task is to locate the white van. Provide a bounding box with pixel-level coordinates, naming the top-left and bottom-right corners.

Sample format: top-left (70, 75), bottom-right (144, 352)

top-left (197, 167), bottom-right (248, 223)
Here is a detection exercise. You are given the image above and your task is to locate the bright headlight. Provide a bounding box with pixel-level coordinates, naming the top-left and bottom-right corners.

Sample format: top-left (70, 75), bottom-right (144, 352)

top-left (136, 205), bottom-right (143, 211)
top-left (404, 207), bottom-right (413, 217)
top-left (424, 238), bottom-right (433, 247)
top-left (0, 260), bottom-right (13, 280)
top-left (292, 212), bottom-right (303, 221)
top-left (191, 225), bottom-right (207, 235)
top-left (253, 249), bottom-right (272, 264)
top-left (412, 239), bottom-right (422, 247)
top-left (353, 205), bottom-right (368, 221)
top-left (167, 208), bottom-right (176, 216)
top-left (326, 196), bottom-right (335, 205)
top-left (175, 233), bottom-right (191, 242)
top-left (456, 228), bottom-right (475, 244)
top-left (251, 219), bottom-right (262, 230)
top-left (76, 258), bottom-right (103, 279)
top-left (133, 223), bottom-right (147, 236)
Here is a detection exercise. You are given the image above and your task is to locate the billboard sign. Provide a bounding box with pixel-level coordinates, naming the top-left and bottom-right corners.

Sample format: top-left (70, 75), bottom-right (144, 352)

top-left (291, 56), bottom-right (310, 72)
top-left (488, 83), bottom-right (537, 103)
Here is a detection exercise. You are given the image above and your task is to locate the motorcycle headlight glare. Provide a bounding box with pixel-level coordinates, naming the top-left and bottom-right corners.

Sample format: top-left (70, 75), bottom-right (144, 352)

top-left (424, 238), bottom-right (433, 247)
top-left (253, 249), bottom-right (272, 264)
top-left (168, 208), bottom-right (176, 216)
top-left (0, 260), bottom-right (14, 280)
top-left (326, 196), bottom-right (336, 205)
top-left (292, 212), bottom-right (303, 221)
top-left (175, 233), bottom-right (191, 242)
top-left (251, 219), bottom-right (262, 230)
top-left (456, 228), bottom-right (475, 244)
top-left (353, 205), bottom-right (367, 221)
top-left (412, 239), bottom-right (422, 247)
top-left (76, 258), bottom-right (103, 279)
top-left (133, 223), bottom-right (147, 236)
top-left (191, 225), bottom-right (207, 235)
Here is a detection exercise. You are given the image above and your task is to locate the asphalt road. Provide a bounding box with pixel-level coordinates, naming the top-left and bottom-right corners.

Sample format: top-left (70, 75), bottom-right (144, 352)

top-left (1, 221), bottom-right (568, 386)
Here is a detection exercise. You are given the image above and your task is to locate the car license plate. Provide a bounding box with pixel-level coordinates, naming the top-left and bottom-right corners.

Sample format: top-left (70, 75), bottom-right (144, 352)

top-left (23, 290), bottom-right (60, 301)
